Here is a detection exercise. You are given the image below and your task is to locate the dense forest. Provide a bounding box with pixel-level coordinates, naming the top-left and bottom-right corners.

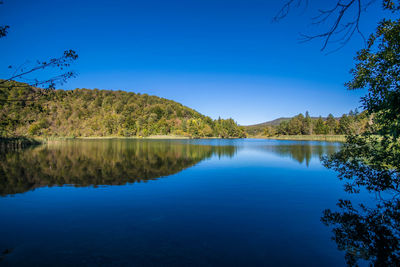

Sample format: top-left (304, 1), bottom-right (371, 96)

top-left (0, 81), bottom-right (246, 138)
top-left (245, 111), bottom-right (371, 137)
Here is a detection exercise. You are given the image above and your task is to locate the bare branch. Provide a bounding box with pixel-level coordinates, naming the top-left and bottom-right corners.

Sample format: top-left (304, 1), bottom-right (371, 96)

top-left (0, 25), bottom-right (9, 38)
top-left (273, 0), bottom-right (303, 22)
top-left (0, 2), bottom-right (79, 103)
top-left (276, 0), bottom-right (373, 52)
top-left (0, 50), bottom-right (78, 90)
top-left (1, 50), bottom-right (78, 84)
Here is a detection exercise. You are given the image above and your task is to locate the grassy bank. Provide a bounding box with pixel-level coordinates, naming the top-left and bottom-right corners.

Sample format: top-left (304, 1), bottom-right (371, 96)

top-left (0, 135), bottom-right (192, 149)
top-left (249, 135), bottom-right (346, 142)
top-left (76, 135), bottom-right (191, 140)
top-left (8, 135), bottom-right (201, 143)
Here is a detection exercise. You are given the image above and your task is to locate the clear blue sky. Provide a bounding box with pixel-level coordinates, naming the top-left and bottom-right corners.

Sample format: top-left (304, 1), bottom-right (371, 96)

top-left (0, 0), bottom-right (386, 125)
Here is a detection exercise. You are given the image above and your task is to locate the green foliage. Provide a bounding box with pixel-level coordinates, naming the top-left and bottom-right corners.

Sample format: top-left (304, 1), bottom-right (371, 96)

top-left (322, 3), bottom-right (400, 265)
top-left (326, 114), bottom-right (337, 134)
top-left (314, 116), bottom-right (327, 135)
top-left (346, 6), bottom-right (400, 138)
top-left (262, 126), bottom-right (277, 137)
top-left (246, 111), bottom-right (369, 137)
top-left (324, 2), bottom-right (400, 193)
top-left (0, 81), bottom-right (245, 139)
top-left (304, 111), bottom-right (313, 135)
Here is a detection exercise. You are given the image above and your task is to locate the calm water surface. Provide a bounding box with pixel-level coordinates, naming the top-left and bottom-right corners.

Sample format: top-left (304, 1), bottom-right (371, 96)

top-left (0, 139), bottom-right (371, 266)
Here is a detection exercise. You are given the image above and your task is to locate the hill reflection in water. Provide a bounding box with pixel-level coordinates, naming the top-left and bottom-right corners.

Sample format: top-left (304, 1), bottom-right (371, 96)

top-left (0, 139), bottom-right (236, 196)
top-left (0, 139), bottom-right (340, 196)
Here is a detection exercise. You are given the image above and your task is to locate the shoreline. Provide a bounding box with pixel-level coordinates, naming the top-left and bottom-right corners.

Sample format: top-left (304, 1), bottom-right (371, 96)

top-left (248, 135), bottom-right (346, 142)
top-left (0, 134), bottom-right (347, 145)
top-left (74, 135), bottom-right (192, 140)
top-left (0, 137), bottom-right (42, 151)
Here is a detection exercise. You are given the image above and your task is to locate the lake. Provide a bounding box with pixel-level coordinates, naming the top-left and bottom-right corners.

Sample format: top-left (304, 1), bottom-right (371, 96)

top-left (0, 139), bottom-right (370, 266)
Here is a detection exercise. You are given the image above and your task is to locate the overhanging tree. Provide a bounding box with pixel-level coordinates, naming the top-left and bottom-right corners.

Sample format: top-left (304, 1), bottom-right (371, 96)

top-left (0, 1), bottom-right (78, 101)
top-left (320, 2), bottom-right (400, 265)
top-left (276, 1), bottom-right (400, 265)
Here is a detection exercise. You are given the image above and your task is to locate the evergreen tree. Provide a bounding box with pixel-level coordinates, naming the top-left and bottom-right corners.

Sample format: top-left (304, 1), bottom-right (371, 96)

top-left (314, 117), bottom-right (326, 135)
top-left (337, 114), bottom-right (351, 135)
top-left (326, 114), bottom-right (337, 134)
top-left (304, 111), bottom-right (313, 135)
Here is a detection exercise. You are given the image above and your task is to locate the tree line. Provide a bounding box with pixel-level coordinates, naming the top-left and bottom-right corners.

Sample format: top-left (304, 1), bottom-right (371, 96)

top-left (246, 111), bottom-right (371, 137)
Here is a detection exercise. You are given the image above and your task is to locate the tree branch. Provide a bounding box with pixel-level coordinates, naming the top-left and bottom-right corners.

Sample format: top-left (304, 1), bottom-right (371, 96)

top-left (276, 0), bottom-right (373, 52)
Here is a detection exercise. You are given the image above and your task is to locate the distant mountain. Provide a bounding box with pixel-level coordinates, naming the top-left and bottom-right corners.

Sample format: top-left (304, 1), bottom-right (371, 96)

top-left (245, 117), bottom-right (291, 127)
top-left (243, 116), bottom-right (342, 136)
top-left (245, 116), bottom-right (340, 128)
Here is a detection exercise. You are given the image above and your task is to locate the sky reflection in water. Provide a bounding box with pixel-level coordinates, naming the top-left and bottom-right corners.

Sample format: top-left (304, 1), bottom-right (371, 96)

top-left (0, 139), bottom-right (365, 266)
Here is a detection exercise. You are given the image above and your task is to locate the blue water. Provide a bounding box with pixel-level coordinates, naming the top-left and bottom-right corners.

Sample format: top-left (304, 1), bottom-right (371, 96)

top-left (0, 139), bottom-right (368, 266)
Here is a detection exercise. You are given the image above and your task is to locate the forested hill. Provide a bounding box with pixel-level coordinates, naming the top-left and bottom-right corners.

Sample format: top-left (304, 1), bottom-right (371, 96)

top-left (0, 80), bottom-right (246, 138)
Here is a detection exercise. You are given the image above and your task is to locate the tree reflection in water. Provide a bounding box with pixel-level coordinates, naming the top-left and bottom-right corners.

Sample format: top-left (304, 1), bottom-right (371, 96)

top-left (259, 141), bottom-right (339, 166)
top-left (0, 139), bottom-right (236, 196)
top-left (0, 140), bottom-right (341, 197)
top-left (321, 198), bottom-right (400, 266)
top-left (322, 135), bottom-right (400, 266)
